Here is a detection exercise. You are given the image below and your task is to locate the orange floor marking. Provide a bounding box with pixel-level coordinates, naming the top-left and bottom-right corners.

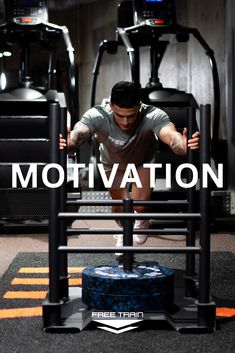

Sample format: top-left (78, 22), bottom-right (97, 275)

top-left (0, 307), bottom-right (42, 319)
top-left (3, 291), bottom-right (47, 299)
top-left (18, 267), bottom-right (85, 274)
top-left (216, 307), bottom-right (235, 318)
top-left (18, 267), bottom-right (49, 274)
top-left (69, 278), bottom-right (82, 286)
top-left (11, 278), bottom-right (49, 285)
top-left (11, 277), bottom-right (82, 286)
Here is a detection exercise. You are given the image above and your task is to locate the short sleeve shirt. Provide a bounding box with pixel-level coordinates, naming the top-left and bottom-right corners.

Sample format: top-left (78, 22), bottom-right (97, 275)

top-left (79, 103), bottom-right (173, 171)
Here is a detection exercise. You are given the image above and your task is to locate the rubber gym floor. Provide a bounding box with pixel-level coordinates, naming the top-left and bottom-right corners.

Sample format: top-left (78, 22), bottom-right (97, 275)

top-left (0, 217), bottom-right (234, 353)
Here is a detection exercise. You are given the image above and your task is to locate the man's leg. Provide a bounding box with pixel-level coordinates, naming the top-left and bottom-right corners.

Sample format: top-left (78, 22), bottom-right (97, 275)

top-left (107, 188), bottom-right (127, 258)
top-left (131, 166), bottom-right (153, 213)
top-left (108, 188), bottom-right (128, 214)
top-left (106, 169), bottom-right (129, 258)
top-left (108, 166), bottom-right (153, 250)
top-left (108, 165), bottom-right (152, 212)
top-left (131, 166), bottom-right (153, 244)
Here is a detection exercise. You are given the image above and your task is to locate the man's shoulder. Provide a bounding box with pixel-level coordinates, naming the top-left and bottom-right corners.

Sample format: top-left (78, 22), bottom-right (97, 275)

top-left (141, 104), bottom-right (168, 119)
top-left (83, 104), bottom-right (111, 119)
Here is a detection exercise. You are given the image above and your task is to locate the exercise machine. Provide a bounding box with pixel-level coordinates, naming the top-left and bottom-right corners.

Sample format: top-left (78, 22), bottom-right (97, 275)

top-left (91, 0), bottom-right (219, 148)
top-left (89, 1), bottom-right (233, 222)
top-left (42, 1), bottom-right (216, 333)
top-left (0, 0), bottom-right (79, 231)
top-left (0, 0), bottom-right (78, 120)
top-left (89, 0), bottom-right (235, 228)
top-left (43, 104), bottom-right (217, 333)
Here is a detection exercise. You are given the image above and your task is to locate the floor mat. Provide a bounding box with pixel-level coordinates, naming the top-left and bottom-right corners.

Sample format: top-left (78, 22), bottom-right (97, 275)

top-left (0, 252), bottom-right (234, 353)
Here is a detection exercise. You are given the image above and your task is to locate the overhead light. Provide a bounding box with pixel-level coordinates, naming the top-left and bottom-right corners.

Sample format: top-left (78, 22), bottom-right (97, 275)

top-left (2, 51), bottom-right (12, 57)
top-left (0, 42), bottom-right (12, 57)
top-left (0, 72), bottom-right (7, 90)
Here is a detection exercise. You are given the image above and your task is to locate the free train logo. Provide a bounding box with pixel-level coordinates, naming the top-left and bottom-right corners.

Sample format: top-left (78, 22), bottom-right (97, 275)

top-left (91, 311), bottom-right (144, 334)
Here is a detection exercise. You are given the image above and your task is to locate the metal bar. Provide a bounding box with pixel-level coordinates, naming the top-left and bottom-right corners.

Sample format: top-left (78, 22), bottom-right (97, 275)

top-left (133, 46), bottom-right (140, 86)
top-left (0, 138), bottom-right (48, 142)
top-left (58, 246), bottom-right (201, 254)
top-left (45, 22), bottom-right (79, 126)
top-left (48, 49), bottom-right (57, 90)
top-left (123, 199), bottom-right (134, 272)
top-left (149, 43), bottom-right (167, 87)
top-left (90, 40), bottom-right (118, 107)
top-left (58, 106), bottom-right (69, 299)
top-left (20, 39), bottom-right (31, 83)
top-left (66, 200), bottom-right (189, 206)
top-left (48, 103), bottom-right (61, 304)
top-left (58, 212), bottom-right (201, 220)
top-left (189, 28), bottom-right (220, 155)
top-left (91, 40), bottom-right (106, 107)
top-left (186, 107), bottom-right (197, 279)
top-left (118, 28), bottom-right (139, 84)
top-left (66, 228), bottom-right (189, 235)
top-left (199, 105), bottom-right (211, 306)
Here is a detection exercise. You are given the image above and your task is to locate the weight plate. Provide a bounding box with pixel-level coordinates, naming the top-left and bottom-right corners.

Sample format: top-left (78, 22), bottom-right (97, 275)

top-left (82, 263), bottom-right (174, 310)
top-left (82, 263), bottom-right (174, 295)
top-left (82, 288), bottom-right (173, 311)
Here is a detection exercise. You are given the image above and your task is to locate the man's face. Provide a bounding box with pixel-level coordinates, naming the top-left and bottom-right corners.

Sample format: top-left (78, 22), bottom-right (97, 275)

top-left (110, 103), bottom-right (140, 132)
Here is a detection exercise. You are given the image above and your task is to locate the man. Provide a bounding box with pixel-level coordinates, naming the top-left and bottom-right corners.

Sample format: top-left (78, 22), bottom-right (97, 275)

top-left (60, 81), bottom-right (200, 256)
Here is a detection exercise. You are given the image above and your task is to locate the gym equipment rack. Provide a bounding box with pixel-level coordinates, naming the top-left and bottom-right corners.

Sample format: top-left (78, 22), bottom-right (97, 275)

top-left (43, 105), bottom-right (216, 333)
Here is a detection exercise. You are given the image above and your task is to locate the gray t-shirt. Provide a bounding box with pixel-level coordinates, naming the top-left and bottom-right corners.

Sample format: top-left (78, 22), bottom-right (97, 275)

top-left (79, 103), bottom-right (173, 171)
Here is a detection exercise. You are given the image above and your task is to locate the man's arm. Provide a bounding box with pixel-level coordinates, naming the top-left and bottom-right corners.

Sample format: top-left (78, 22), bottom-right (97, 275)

top-left (69, 122), bottom-right (92, 152)
top-left (157, 124), bottom-right (200, 155)
top-left (59, 122), bottom-right (92, 154)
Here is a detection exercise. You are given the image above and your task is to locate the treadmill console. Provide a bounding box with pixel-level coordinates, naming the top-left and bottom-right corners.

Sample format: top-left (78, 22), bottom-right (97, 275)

top-left (5, 0), bottom-right (48, 25)
top-left (133, 0), bottom-right (176, 27)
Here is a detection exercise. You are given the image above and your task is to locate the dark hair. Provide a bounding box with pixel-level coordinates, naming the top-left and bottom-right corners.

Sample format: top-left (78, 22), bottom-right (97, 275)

top-left (110, 81), bottom-right (141, 108)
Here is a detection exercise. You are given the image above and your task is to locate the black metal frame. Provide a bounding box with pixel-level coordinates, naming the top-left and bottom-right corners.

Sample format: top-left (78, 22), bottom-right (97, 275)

top-left (42, 105), bottom-right (216, 333)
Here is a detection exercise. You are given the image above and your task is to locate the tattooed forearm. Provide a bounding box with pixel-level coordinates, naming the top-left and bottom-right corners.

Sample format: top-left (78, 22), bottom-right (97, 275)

top-left (69, 122), bottom-right (92, 153)
top-left (170, 133), bottom-right (186, 155)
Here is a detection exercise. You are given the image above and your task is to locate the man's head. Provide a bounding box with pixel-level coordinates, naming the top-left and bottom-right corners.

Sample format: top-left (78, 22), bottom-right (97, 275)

top-left (110, 81), bottom-right (141, 132)
top-left (110, 81), bottom-right (141, 108)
